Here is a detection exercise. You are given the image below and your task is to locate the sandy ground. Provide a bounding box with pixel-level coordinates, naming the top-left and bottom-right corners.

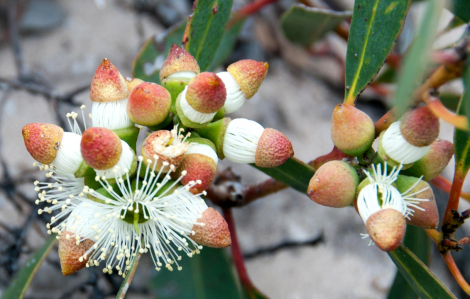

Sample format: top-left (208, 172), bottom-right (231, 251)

top-left (0, 0), bottom-right (467, 298)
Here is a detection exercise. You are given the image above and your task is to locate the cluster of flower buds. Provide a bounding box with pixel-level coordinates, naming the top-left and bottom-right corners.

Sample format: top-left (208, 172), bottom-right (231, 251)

top-left (308, 104), bottom-right (454, 252)
top-left (22, 44), bottom-right (295, 276)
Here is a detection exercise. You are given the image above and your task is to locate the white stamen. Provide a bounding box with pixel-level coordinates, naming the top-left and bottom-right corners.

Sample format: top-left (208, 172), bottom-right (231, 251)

top-left (223, 118), bottom-right (264, 163)
top-left (185, 143), bottom-right (218, 164)
top-left (167, 71), bottom-right (197, 80)
top-left (179, 86), bottom-right (216, 123)
top-left (92, 98), bottom-right (134, 130)
top-left (217, 72), bottom-right (246, 114)
top-left (52, 132), bottom-right (83, 174)
top-left (95, 141), bottom-right (135, 178)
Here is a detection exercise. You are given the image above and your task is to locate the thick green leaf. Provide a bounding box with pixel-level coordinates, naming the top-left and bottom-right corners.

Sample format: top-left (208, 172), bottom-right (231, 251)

top-left (345, 0), bottom-right (410, 103)
top-left (151, 247), bottom-right (241, 298)
top-left (251, 157), bottom-right (315, 193)
top-left (454, 60), bottom-right (470, 172)
top-left (280, 4), bottom-right (351, 47)
top-left (388, 245), bottom-right (456, 299)
top-left (184, 0), bottom-right (233, 71)
top-left (208, 20), bottom-right (244, 71)
top-left (450, 0), bottom-right (470, 23)
top-left (387, 226), bottom-right (430, 299)
top-left (132, 22), bottom-right (186, 84)
top-left (2, 236), bottom-right (57, 299)
top-left (394, 0), bottom-right (443, 117)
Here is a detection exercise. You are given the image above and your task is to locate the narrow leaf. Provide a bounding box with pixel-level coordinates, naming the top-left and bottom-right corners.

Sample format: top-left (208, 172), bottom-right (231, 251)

top-left (388, 245), bottom-right (456, 299)
top-left (450, 0), bottom-right (470, 23)
top-left (393, 0), bottom-right (444, 117)
top-left (251, 157), bottom-right (315, 193)
top-left (454, 60), bottom-right (470, 173)
top-left (387, 226), bottom-right (430, 299)
top-left (184, 0), bottom-right (234, 71)
top-left (2, 235), bottom-right (57, 299)
top-left (280, 4), bottom-right (351, 47)
top-left (152, 248), bottom-right (241, 298)
top-left (132, 22), bottom-right (186, 84)
top-left (208, 20), bottom-right (244, 71)
top-left (345, 0), bottom-right (410, 103)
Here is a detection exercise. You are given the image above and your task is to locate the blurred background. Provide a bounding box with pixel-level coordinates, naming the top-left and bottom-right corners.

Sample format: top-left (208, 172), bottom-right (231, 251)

top-left (0, 0), bottom-right (469, 298)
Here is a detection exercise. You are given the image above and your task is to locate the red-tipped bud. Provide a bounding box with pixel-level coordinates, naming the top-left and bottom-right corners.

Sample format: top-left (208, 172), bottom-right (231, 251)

top-left (191, 207), bottom-right (231, 248)
top-left (366, 209), bottom-right (406, 252)
top-left (58, 232), bottom-right (94, 276)
top-left (400, 106), bottom-right (439, 147)
top-left (186, 72), bottom-right (226, 113)
top-left (81, 127), bottom-right (122, 170)
top-left (255, 128), bottom-right (294, 168)
top-left (22, 123), bottom-right (64, 164)
top-left (395, 175), bottom-right (439, 229)
top-left (127, 82), bottom-right (172, 126)
top-left (159, 44), bottom-right (200, 81)
top-left (90, 58), bottom-right (128, 102)
top-left (331, 104), bottom-right (375, 156)
top-left (227, 59), bottom-right (269, 99)
top-left (402, 139), bottom-right (454, 181)
top-left (125, 77), bottom-right (145, 95)
top-left (307, 161), bottom-right (359, 208)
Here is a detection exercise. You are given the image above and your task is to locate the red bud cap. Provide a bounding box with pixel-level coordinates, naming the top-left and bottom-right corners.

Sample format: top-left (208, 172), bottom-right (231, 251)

top-left (331, 104), bottom-right (375, 156)
top-left (22, 123), bottom-right (64, 164)
top-left (227, 59), bottom-right (269, 99)
top-left (127, 82), bottom-right (172, 126)
top-left (159, 44), bottom-right (200, 81)
top-left (58, 232), bottom-right (94, 276)
top-left (90, 58), bottom-right (128, 102)
top-left (186, 72), bottom-right (226, 113)
top-left (400, 106), bottom-right (439, 147)
top-left (125, 77), bottom-right (145, 95)
top-left (366, 209), bottom-right (406, 252)
top-left (255, 128), bottom-right (294, 168)
top-left (191, 207), bottom-right (231, 248)
top-left (175, 154), bottom-right (217, 194)
top-left (81, 127), bottom-right (122, 170)
top-left (307, 161), bottom-right (359, 208)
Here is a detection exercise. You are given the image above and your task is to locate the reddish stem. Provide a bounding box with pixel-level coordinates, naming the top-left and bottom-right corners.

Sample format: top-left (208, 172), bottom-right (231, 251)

top-left (374, 108), bottom-right (396, 137)
top-left (431, 175), bottom-right (470, 202)
top-left (228, 0), bottom-right (279, 28)
top-left (425, 96), bottom-right (468, 130)
top-left (223, 208), bottom-right (264, 295)
top-left (441, 252), bottom-right (470, 295)
top-left (309, 146), bottom-right (351, 170)
top-left (443, 168), bottom-right (469, 225)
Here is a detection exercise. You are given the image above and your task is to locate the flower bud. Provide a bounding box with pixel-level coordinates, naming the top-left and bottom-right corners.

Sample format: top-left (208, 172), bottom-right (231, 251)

top-left (395, 175), bottom-right (438, 229)
top-left (401, 139), bottom-right (454, 181)
top-left (141, 126), bottom-right (190, 172)
top-left (219, 118), bottom-right (294, 167)
top-left (22, 123), bottom-right (63, 165)
top-left (191, 207), bottom-right (231, 248)
top-left (127, 82), bottom-right (172, 126)
top-left (331, 104), bottom-right (375, 156)
top-left (226, 59), bottom-right (269, 99)
top-left (81, 127), bottom-right (122, 170)
top-left (176, 73), bottom-right (226, 127)
top-left (173, 138), bottom-right (218, 194)
top-left (400, 106), bottom-right (439, 147)
top-left (159, 44), bottom-right (200, 82)
top-left (365, 208), bottom-right (406, 252)
top-left (90, 58), bottom-right (128, 103)
top-left (307, 161), bottom-right (359, 208)
top-left (58, 232), bottom-right (94, 276)
top-left (194, 117), bottom-right (231, 159)
top-left (125, 77), bottom-right (145, 95)
top-left (90, 59), bottom-right (134, 131)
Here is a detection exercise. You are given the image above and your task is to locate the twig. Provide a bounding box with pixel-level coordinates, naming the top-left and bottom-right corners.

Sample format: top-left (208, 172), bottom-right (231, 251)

top-left (227, 0), bottom-right (279, 28)
top-left (442, 169), bottom-right (469, 227)
top-left (441, 252), bottom-right (470, 295)
top-left (243, 233), bottom-right (324, 260)
top-left (431, 175), bottom-right (470, 202)
top-left (425, 94), bottom-right (468, 130)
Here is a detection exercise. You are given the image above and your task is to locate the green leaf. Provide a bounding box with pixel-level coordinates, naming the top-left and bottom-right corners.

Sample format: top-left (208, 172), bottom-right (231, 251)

top-left (151, 248), bottom-right (241, 298)
top-left (208, 20), bottom-right (245, 71)
top-left (393, 0), bottom-right (443, 117)
top-left (2, 235), bottom-right (57, 299)
top-left (454, 59), bottom-right (470, 172)
top-left (132, 22), bottom-right (186, 84)
top-left (280, 4), bottom-right (351, 47)
top-left (388, 245), bottom-right (456, 299)
top-left (345, 0), bottom-right (410, 103)
top-left (184, 0), bottom-right (234, 71)
top-left (449, 0), bottom-right (470, 23)
top-left (387, 226), bottom-right (430, 299)
top-left (251, 157), bottom-right (315, 193)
